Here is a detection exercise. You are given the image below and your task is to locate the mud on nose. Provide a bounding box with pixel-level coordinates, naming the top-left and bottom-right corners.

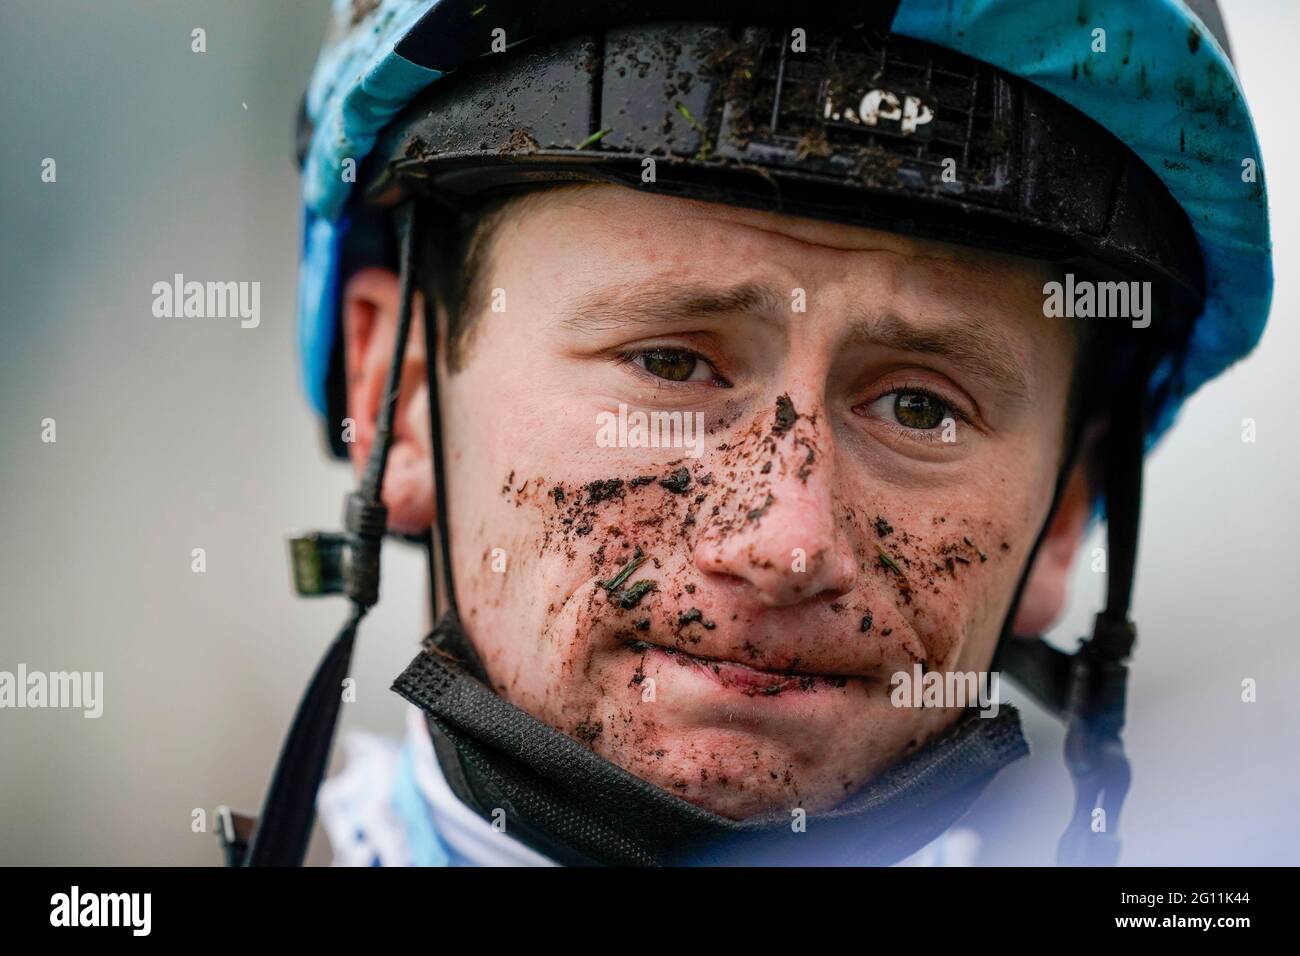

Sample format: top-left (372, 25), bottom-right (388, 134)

top-left (693, 395), bottom-right (857, 607)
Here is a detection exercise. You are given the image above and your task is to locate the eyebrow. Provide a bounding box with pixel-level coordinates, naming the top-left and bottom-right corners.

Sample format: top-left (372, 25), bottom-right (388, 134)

top-left (558, 280), bottom-right (788, 335)
top-left (845, 309), bottom-right (1034, 410)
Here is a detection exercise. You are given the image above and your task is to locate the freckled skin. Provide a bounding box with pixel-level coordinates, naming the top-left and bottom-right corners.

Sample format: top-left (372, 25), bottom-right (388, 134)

top-left (436, 185), bottom-right (1074, 820)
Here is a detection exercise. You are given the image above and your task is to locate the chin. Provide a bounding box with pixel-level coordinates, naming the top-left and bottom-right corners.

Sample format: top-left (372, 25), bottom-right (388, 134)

top-left (595, 724), bottom-right (878, 820)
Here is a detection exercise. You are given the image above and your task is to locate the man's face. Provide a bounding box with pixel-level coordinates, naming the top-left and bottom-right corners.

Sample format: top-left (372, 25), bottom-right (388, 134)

top-left (438, 184), bottom-right (1074, 819)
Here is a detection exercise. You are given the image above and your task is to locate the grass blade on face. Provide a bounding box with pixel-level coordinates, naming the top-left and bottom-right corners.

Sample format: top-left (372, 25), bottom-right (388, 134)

top-left (599, 546), bottom-right (647, 592)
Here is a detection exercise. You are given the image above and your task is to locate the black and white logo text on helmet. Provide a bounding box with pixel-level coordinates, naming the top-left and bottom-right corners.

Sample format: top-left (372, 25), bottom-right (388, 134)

top-left (823, 85), bottom-right (934, 138)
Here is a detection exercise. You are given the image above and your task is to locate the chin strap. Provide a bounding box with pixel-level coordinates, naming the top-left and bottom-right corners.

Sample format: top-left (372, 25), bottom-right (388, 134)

top-left (220, 206), bottom-right (420, 867)
top-left (995, 371), bottom-right (1145, 866)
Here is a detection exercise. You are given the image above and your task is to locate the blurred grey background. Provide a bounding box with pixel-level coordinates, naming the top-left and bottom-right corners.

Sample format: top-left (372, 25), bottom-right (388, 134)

top-left (0, 0), bottom-right (1296, 865)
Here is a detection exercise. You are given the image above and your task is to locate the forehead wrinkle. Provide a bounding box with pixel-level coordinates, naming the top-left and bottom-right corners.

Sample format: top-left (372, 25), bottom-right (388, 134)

top-left (558, 279), bottom-right (788, 335)
top-left (846, 310), bottom-right (1036, 410)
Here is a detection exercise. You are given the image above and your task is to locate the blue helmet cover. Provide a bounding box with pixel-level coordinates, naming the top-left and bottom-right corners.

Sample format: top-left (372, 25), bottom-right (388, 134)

top-left (299, 0), bottom-right (442, 415)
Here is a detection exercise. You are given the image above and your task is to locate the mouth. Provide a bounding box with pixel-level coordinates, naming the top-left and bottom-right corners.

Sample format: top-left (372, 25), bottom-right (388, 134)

top-left (625, 639), bottom-right (858, 697)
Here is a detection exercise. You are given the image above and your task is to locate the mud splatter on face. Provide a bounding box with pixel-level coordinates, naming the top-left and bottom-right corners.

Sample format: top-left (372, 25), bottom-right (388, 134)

top-left (483, 393), bottom-right (1021, 817)
top-left (659, 467), bottom-right (692, 494)
top-left (497, 395), bottom-right (1016, 680)
top-left (772, 393), bottom-right (800, 434)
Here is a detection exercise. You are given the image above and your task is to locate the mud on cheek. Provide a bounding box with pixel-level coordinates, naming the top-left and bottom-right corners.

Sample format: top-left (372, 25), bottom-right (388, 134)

top-left (856, 511), bottom-right (1017, 672)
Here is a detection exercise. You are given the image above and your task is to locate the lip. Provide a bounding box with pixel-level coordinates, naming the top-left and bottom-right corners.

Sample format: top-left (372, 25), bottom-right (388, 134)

top-left (582, 572), bottom-right (926, 687)
top-left (629, 640), bottom-right (855, 697)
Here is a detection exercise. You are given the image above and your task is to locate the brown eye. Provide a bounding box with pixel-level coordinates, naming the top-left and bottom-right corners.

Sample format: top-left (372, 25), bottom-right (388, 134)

top-left (637, 348), bottom-right (705, 382)
top-left (893, 391), bottom-right (947, 430)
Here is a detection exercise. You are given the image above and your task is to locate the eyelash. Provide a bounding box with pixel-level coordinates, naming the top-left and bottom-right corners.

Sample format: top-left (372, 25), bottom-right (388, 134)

top-left (616, 346), bottom-right (730, 387)
top-left (858, 381), bottom-right (976, 443)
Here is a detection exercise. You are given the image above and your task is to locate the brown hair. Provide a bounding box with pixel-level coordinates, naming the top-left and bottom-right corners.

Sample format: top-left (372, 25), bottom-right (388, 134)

top-left (419, 185), bottom-right (601, 371)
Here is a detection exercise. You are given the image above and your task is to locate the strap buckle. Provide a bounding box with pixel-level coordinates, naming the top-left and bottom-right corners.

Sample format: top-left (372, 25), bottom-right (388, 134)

top-left (287, 492), bottom-right (389, 605)
top-left (287, 532), bottom-right (350, 597)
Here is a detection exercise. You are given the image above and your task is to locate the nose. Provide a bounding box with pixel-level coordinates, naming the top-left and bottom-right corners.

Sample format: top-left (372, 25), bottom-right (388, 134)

top-left (693, 401), bottom-right (857, 608)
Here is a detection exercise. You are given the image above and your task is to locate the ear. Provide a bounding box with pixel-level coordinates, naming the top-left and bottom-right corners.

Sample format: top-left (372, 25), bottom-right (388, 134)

top-left (341, 267), bottom-right (434, 535)
top-left (1011, 449), bottom-right (1095, 637)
